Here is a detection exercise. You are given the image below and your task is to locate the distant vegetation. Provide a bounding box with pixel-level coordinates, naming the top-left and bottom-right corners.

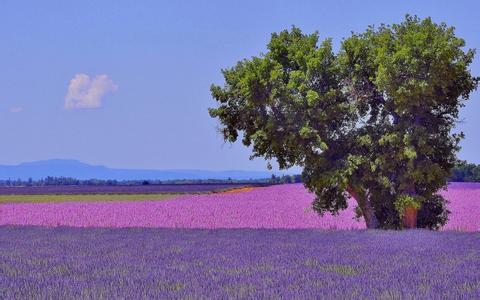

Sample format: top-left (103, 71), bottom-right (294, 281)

top-left (450, 161), bottom-right (480, 182)
top-left (0, 166), bottom-right (478, 187)
top-left (0, 175), bottom-right (301, 187)
top-left (0, 176), bottom-right (260, 186)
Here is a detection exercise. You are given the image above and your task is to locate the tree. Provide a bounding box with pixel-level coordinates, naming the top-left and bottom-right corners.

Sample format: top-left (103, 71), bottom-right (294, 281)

top-left (450, 161), bottom-right (480, 182)
top-left (209, 16), bottom-right (478, 229)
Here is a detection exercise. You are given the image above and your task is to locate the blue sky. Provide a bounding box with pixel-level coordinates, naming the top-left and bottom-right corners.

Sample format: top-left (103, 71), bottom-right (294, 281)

top-left (1, 0), bottom-right (479, 171)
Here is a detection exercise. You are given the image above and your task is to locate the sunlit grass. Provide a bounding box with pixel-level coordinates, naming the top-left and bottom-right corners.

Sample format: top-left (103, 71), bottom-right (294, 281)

top-left (0, 193), bottom-right (179, 204)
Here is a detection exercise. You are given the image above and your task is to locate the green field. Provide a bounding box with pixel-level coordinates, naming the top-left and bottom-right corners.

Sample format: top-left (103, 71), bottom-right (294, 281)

top-left (0, 194), bottom-right (179, 204)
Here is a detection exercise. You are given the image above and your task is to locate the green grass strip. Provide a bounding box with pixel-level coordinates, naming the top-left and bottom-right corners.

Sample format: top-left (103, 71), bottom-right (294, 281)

top-left (0, 193), bottom-right (180, 204)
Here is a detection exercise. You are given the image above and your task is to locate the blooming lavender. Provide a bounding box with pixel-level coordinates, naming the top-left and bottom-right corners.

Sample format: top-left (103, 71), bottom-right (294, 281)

top-left (439, 182), bottom-right (480, 231)
top-left (0, 184), bottom-right (363, 229)
top-left (1, 183), bottom-right (478, 231)
top-left (0, 226), bottom-right (479, 299)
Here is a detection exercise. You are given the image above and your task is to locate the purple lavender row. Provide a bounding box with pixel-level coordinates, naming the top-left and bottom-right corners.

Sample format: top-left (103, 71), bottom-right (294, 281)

top-left (1, 183), bottom-right (478, 230)
top-left (0, 184), bottom-right (364, 229)
top-left (1, 226), bottom-right (479, 299)
top-left (0, 183), bottom-right (266, 195)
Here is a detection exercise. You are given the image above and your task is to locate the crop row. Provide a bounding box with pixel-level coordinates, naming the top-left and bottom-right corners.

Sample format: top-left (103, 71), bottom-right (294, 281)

top-left (1, 226), bottom-right (479, 298)
top-left (0, 183), bottom-right (267, 195)
top-left (0, 183), bottom-right (478, 230)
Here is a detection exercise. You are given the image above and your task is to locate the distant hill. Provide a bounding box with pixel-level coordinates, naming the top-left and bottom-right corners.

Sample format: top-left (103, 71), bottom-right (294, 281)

top-left (0, 159), bottom-right (292, 181)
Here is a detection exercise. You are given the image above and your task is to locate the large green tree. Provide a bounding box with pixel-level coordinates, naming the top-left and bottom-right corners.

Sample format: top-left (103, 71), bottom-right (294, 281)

top-left (209, 16), bottom-right (478, 229)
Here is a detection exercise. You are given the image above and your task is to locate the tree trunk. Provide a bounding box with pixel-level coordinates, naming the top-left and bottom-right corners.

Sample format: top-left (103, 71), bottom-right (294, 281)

top-left (401, 111), bottom-right (422, 229)
top-left (403, 183), bottom-right (418, 229)
top-left (347, 186), bottom-right (379, 229)
top-left (403, 206), bottom-right (418, 229)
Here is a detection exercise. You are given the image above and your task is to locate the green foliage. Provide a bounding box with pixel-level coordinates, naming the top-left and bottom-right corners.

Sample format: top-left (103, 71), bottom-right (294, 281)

top-left (450, 161), bottom-right (480, 182)
top-left (394, 195), bottom-right (421, 218)
top-left (209, 16), bottom-right (478, 229)
top-left (417, 194), bottom-right (450, 230)
top-left (269, 174), bottom-right (303, 184)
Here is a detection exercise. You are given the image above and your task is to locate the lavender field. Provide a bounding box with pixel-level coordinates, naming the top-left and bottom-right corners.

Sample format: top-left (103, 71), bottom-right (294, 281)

top-left (3, 3), bottom-right (480, 299)
top-left (1, 183), bottom-right (478, 231)
top-left (1, 183), bottom-right (479, 298)
top-left (1, 226), bottom-right (479, 299)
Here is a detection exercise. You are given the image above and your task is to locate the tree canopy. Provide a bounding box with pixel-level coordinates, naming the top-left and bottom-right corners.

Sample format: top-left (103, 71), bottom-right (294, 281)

top-left (209, 15), bottom-right (478, 229)
top-left (450, 161), bottom-right (480, 182)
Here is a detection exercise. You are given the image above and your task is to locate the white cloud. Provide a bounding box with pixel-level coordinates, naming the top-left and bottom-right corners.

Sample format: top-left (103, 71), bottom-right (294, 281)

top-left (64, 74), bottom-right (118, 109)
top-left (9, 107), bottom-right (23, 113)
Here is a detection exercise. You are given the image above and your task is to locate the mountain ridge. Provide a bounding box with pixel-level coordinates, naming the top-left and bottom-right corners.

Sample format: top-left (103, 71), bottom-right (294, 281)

top-left (0, 159), bottom-right (293, 181)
